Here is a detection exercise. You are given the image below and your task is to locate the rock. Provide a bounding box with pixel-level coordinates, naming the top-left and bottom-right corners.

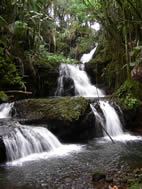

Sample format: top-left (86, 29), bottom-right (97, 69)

top-left (0, 137), bottom-right (6, 163)
top-left (14, 97), bottom-right (88, 122)
top-left (131, 63), bottom-right (142, 82)
top-left (92, 170), bottom-right (106, 182)
top-left (13, 97), bottom-right (97, 142)
top-left (62, 77), bottom-right (75, 96)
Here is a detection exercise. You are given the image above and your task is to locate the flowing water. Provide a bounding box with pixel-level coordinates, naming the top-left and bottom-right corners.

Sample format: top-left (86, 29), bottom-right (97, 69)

top-left (90, 101), bottom-right (123, 137)
top-left (0, 103), bottom-right (13, 119)
top-left (55, 63), bottom-right (105, 97)
top-left (0, 138), bottom-right (142, 189)
top-left (3, 123), bottom-right (62, 161)
top-left (80, 45), bottom-right (98, 63)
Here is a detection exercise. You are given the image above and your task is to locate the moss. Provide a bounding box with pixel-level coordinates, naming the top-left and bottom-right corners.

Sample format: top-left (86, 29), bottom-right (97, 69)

top-left (93, 169), bottom-right (105, 175)
top-left (0, 91), bottom-right (8, 102)
top-left (113, 80), bottom-right (142, 111)
top-left (114, 80), bottom-right (142, 100)
top-left (129, 183), bottom-right (142, 189)
top-left (16, 97), bottom-right (88, 121)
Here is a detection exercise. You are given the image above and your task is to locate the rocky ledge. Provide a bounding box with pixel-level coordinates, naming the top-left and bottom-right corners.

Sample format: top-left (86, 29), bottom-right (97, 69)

top-left (13, 97), bottom-right (97, 142)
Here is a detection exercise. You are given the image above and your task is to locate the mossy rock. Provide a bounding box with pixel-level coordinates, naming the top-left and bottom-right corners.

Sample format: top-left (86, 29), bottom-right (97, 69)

top-left (92, 169), bottom-right (106, 181)
top-left (14, 97), bottom-right (88, 121)
top-left (13, 97), bottom-right (96, 142)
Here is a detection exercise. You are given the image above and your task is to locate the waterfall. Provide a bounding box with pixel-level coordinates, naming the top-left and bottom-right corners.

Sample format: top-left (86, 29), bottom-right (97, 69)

top-left (0, 103), bottom-right (13, 119)
top-left (90, 101), bottom-right (124, 137)
top-left (80, 44), bottom-right (98, 64)
top-left (55, 64), bottom-right (105, 97)
top-left (3, 123), bottom-right (62, 161)
top-left (55, 46), bottom-right (125, 138)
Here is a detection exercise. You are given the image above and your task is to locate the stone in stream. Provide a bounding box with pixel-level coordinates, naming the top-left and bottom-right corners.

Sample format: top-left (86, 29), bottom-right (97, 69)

top-left (92, 169), bottom-right (106, 181)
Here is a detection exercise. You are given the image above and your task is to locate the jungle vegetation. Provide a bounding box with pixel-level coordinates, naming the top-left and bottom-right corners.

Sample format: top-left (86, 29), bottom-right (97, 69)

top-left (0, 0), bottom-right (142, 102)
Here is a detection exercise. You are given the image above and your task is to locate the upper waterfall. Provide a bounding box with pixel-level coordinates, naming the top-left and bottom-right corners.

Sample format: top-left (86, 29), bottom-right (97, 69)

top-left (80, 44), bottom-right (98, 63)
top-left (55, 43), bottom-right (104, 97)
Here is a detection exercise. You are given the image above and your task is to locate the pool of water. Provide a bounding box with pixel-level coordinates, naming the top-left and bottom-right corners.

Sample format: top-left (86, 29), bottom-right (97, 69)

top-left (0, 136), bottom-right (142, 189)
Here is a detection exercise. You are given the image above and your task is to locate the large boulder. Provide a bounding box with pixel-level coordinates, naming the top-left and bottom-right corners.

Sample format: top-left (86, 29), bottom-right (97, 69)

top-left (13, 97), bottom-right (96, 141)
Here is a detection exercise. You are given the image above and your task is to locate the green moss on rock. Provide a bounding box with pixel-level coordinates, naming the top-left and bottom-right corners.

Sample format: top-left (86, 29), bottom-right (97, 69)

top-left (15, 97), bottom-right (88, 121)
top-left (92, 169), bottom-right (106, 181)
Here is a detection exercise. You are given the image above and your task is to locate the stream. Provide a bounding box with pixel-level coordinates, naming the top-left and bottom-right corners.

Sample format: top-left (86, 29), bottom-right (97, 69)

top-left (0, 135), bottom-right (142, 189)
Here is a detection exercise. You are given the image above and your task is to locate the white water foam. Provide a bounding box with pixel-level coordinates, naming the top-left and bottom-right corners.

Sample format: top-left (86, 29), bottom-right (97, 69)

top-left (97, 134), bottom-right (142, 143)
top-left (6, 144), bottom-right (82, 166)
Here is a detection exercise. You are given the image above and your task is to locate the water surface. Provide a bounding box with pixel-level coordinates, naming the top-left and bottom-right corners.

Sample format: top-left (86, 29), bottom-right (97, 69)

top-left (1, 137), bottom-right (142, 189)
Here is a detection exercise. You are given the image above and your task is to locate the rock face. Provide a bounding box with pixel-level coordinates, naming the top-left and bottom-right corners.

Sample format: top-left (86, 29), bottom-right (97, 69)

top-left (13, 97), bottom-right (96, 142)
top-left (131, 63), bottom-right (142, 82)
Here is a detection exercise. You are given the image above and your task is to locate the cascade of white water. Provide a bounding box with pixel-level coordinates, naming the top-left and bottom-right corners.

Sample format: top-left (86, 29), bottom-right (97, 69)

top-left (90, 101), bottom-right (124, 137)
top-left (55, 46), bottom-right (125, 138)
top-left (3, 123), bottom-right (62, 161)
top-left (80, 44), bottom-right (98, 64)
top-left (0, 103), bottom-right (13, 119)
top-left (55, 64), bottom-right (105, 97)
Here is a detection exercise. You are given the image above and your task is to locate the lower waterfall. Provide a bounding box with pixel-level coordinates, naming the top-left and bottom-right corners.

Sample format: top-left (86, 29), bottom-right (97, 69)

top-left (0, 104), bottom-right (81, 163)
top-left (3, 123), bottom-right (62, 161)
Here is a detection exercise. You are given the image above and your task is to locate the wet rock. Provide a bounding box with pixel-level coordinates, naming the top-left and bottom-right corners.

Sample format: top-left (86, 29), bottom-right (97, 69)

top-left (92, 170), bottom-right (106, 182)
top-left (0, 137), bottom-right (6, 163)
top-left (62, 77), bottom-right (75, 96)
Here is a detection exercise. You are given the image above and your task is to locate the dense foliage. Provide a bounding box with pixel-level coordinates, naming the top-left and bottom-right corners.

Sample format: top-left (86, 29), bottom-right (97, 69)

top-left (0, 0), bottom-right (142, 101)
